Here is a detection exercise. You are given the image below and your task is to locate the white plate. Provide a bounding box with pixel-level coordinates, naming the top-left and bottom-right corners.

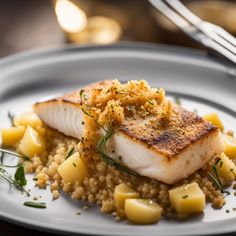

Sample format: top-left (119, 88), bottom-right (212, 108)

top-left (0, 43), bottom-right (236, 236)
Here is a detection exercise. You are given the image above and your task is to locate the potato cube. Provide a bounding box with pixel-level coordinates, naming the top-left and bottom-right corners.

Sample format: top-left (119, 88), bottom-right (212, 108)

top-left (58, 152), bottom-right (88, 184)
top-left (114, 183), bottom-right (139, 209)
top-left (169, 182), bottom-right (205, 214)
top-left (19, 126), bottom-right (44, 158)
top-left (14, 112), bottom-right (42, 129)
top-left (216, 153), bottom-right (236, 184)
top-left (1, 126), bottom-right (25, 147)
top-left (202, 112), bottom-right (224, 131)
top-left (125, 199), bottom-right (163, 224)
top-left (223, 134), bottom-right (236, 159)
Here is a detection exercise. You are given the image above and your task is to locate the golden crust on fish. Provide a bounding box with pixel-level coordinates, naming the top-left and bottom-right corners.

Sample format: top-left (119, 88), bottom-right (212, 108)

top-left (118, 106), bottom-right (219, 160)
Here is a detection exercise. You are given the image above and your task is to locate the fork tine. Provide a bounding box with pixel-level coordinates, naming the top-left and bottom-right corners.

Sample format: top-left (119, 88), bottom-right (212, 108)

top-left (165, 0), bottom-right (236, 54)
top-left (149, 0), bottom-right (191, 30)
top-left (203, 25), bottom-right (236, 55)
top-left (164, 0), bottom-right (201, 25)
top-left (201, 37), bottom-right (236, 64)
top-left (149, 0), bottom-right (236, 63)
top-left (213, 26), bottom-right (236, 47)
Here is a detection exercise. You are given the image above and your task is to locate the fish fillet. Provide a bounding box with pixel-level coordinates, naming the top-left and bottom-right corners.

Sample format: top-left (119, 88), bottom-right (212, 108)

top-left (34, 81), bottom-right (224, 184)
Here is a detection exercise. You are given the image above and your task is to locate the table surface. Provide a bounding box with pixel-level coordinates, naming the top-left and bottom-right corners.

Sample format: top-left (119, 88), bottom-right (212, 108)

top-left (1, 0), bottom-right (236, 235)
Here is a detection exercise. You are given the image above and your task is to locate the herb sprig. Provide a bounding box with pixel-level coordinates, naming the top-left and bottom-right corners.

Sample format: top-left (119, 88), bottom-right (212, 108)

top-left (0, 148), bottom-right (29, 160)
top-left (24, 201), bottom-right (46, 209)
top-left (174, 97), bottom-right (181, 106)
top-left (65, 147), bottom-right (75, 160)
top-left (207, 158), bottom-right (224, 194)
top-left (81, 108), bottom-right (93, 118)
top-left (80, 89), bottom-right (94, 118)
top-left (15, 165), bottom-right (27, 187)
top-left (207, 171), bottom-right (224, 193)
top-left (0, 167), bottom-right (29, 196)
top-left (0, 152), bottom-right (5, 164)
top-left (97, 124), bottom-right (139, 177)
top-left (7, 111), bottom-right (15, 125)
top-left (0, 148), bottom-right (29, 196)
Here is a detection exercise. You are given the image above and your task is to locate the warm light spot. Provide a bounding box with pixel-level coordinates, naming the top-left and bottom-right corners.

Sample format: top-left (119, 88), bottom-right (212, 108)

top-left (87, 16), bottom-right (122, 44)
top-left (67, 16), bottom-right (122, 44)
top-left (55, 0), bottom-right (87, 33)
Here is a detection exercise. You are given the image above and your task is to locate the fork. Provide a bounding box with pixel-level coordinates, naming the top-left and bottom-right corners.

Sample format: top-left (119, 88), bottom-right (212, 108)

top-left (148, 0), bottom-right (236, 64)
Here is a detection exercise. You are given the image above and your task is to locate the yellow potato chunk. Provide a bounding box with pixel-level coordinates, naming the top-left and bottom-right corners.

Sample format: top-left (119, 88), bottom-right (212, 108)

top-left (223, 134), bottom-right (236, 159)
top-left (19, 126), bottom-right (44, 158)
top-left (114, 183), bottom-right (139, 209)
top-left (216, 153), bottom-right (236, 184)
top-left (14, 112), bottom-right (42, 129)
top-left (125, 199), bottom-right (163, 224)
top-left (169, 182), bottom-right (205, 214)
top-left (203, 112), bottom-right (224, 131)
top-left (1, 126), bottom-right (25, 147)
top-left (58, 152), bottom-right (88, 184)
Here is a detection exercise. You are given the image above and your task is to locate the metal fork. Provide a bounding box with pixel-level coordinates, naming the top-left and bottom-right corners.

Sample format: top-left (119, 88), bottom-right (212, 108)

top-left (149, 0), bottom-right (236, 64)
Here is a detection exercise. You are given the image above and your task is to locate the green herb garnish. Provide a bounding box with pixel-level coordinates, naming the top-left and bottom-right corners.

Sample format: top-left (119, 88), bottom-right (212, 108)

top-left (7, 111), bottom-right (15, 125)
top-left (65, 147), bottom-right (75, 160)
top-left (207, 157), bottom-right (225, 193)
top-left (23, 201), bottom-right (46, 209)
top-left (116, 90), bottom-right (128, 94)
top-left (0, 152), bottom-right (5, 164)
top-left (0, 148), bottom-right (29, 195)
top-left (81, 108), bottom-right (93, 118)
top-left (0, 168), bottom-right (29, 196)
top-left (174, 97), bottom-right (181, 106)
top-left (15, 165), bottom-right (27, 187)
top-left (207, 172), bottom-right (224, 193)
top-left (215, 157), bottom-right (221, 166)
top-left (182, 195), bottom-right (188, 199)
top-left (97, 124), bottom-right (139, 177)
top-left (0, 148), bottom-right (29, 160)
top-left (80, 89), bottom-right (88, 101)
top-left (213, 158), bottom-right (223, 188)
top-left (148, 99), bottom-right (155, 105)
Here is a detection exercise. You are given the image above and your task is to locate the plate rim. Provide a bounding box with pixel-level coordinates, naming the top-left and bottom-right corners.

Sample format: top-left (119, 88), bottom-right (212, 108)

top-left (0, 42), bottom-right (235, 236)
top-left (0, 42), bottom-right (234, 72)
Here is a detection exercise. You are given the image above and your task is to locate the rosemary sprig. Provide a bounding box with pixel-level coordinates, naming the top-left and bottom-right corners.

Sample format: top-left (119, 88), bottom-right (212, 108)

top-left (65, 147), bottom-right (75, 160)
top-left (207, 158), bottom-right (224, 193)
top-left (0, 148), bottom-right (29, 160)
top-left (207, 172), bottom-right (224, 193)
top-left (0, 168), bottom-right (29, 196)
top-left (97, 124), bottom-right (139, 177)
top-left (0, 163), bottom-right (22, 168)
top-left (7, 111), bottom-right (15, 125)
top-left (80, 89), bottom-right (88, 102)
top-left (0, 152), bottom-right (5, 164)
top-left (212, 165), bottom-right (223, 187)
top-left (174, 97), bottom-right (181, 106)
top-left (148, 99), bottom-right (155, 105)
top-left (24, 201), bottom-right (46, 209)
top-left (0, 148), bottom-right (29, 195)
top-left (81, 108), bottom-right (93, 118)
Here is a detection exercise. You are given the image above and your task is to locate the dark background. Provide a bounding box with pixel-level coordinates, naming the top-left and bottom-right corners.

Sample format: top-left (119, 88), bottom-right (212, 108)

top-left (0, 0), bottom-right (63, 58)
